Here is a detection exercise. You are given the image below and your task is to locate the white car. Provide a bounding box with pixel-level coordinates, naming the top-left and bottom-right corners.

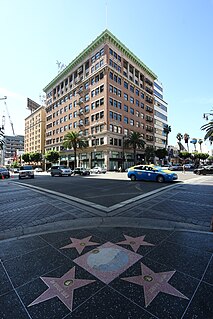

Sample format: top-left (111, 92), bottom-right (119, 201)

top-left (50, 165), bottom-right (73, 177)
top-left (90, 166), bottom-right (107, 174)
top-left (19, 165), bottom-right (34, 179)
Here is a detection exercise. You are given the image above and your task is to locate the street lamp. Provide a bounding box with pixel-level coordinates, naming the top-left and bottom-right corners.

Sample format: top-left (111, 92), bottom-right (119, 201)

top-left (122, 135), bottom-right (127, 171)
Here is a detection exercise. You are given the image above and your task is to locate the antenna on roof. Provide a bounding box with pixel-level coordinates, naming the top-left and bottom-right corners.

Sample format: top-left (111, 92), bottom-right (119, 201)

top-left (105, 0), bottom-right (108, 28)
top-left (56, 60), bottom-right (66, 74)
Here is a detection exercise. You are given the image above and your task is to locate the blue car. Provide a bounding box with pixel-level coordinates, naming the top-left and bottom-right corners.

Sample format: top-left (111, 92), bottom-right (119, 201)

top-left (127, 165), bottom-right (178, 183)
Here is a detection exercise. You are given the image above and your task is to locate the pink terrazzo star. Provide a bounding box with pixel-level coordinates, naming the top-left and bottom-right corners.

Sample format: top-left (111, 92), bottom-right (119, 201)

top-left (121, 262), bottom-right (188, 307)
top-left (117, 234), bottom-right (154, 252)
top-left (60, 236), bottom-right (99, 254)
top-left (28, 267), bottom-right (95, 311)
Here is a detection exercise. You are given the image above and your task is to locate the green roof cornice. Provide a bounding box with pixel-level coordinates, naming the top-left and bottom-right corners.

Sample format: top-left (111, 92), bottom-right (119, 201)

top-left (43, 29), bottom-right (157, 92)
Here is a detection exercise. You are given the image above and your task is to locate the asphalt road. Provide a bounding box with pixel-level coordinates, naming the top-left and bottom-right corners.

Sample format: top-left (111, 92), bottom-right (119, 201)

top-left (12, 171), bottom-right (198, 207)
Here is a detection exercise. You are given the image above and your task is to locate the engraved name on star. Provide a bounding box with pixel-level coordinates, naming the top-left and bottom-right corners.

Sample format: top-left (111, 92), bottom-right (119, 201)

top-left (121, 262), bottom-right (188, 307)
top-left (28, 267), bottom-right (96, 311)
top-left (60, 236), bottom-right (99, 254)
top-left (117, 234), bottom-right (154, 252)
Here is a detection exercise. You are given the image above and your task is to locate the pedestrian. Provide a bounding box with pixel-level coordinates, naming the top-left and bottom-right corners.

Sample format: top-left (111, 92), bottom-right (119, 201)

top-left (182, 164), bottom-right (186, 174)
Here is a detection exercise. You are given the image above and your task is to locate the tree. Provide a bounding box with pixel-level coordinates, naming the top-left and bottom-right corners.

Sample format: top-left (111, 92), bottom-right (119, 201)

top-left (30, 152), bottom-right (42, 164)
top-left (190, 138), bottom-right (197, 151)
top-left (63, 131), bottom-right (88, 167)
top-left (124, 131), bottom-right (146, 164)
top-left (176, 133), bottom-right (183, 151)
top-left (198, 139), bottom-right (203, 152)
top-left (22, 153), bottom-right (30, 163)
top-left (179, 151), bottom-right (191, 160)
top-left (183, 133), bottom-right (190, 152)
top-left (155, 148), bottom-right (168, 163)
top-left (144, 146), bottom-right (155, 164)
top-left (163, 125), bottom-right (171, 148)
top-left (201, 120), bottom-right (213, 142)
top-left (45, 151), bottom-right (60, 164)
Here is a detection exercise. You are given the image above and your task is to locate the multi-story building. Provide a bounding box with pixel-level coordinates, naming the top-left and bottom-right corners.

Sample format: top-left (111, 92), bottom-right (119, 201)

top-left (3, 135), bottom-right (24, 165)
top-left (24, 98), bottom-right (46, 155)
top-left (153, 79), bottom-right (168, 149)
top-left (43, 29), bottom-right (158, 170)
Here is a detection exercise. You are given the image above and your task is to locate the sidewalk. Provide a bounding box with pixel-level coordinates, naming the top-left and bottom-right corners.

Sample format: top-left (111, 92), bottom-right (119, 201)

top-left (0, 176), bottom-right (212, 318)
top-left (0, 226), bottom-right (213, 319)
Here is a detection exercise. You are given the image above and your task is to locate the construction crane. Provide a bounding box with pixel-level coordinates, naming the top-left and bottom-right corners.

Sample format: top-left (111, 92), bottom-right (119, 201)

top-left (0, 96), bottom-right (15, 136)
top-left (4, 100), bottom-right (15, 135)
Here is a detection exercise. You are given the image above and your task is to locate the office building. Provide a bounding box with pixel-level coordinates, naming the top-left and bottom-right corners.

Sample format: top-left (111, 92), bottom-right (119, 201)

top-left (153, 80), bottom-right (168, 149)
top-left (43, 29), bottom-right (158, 170)
top-left (24, 98), bottom-right (46, 154)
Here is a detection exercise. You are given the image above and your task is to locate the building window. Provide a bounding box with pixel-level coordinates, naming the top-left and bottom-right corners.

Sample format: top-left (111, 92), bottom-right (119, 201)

top-left (124, 105), bottom-right (128, 112)
top-left (124, 116), bottom-right (128, 124)
top-left (130, 119), bottom-right (134, 126)
top-left (130, 107), bottom-right (134, 115)
top-left (124, 93), bottom-right (128, 101)
top-left (124, 81), bottom-right (128, 89)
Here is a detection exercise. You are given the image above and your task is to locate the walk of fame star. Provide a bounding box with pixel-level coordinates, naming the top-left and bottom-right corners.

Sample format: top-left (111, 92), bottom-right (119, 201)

top-left (60, 236), bottom-right (99, 254)
top-left (28, 267), bottom-right (96, 311)
top-left (117, 234), bottom-right (154, 252)
top-left (121, 262), bottom-right (188, 307)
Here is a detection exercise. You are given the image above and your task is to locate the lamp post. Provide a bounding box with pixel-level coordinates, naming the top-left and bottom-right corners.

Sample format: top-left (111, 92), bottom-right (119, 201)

top-left (122, 135), bottom-right (126, 171)
top-left (0, 96), bottom-right (7, 165)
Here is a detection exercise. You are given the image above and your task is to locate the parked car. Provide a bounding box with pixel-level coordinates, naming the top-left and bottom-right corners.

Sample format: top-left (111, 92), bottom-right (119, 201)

top-left (73, 167), bottom-right (90, 176)
top-left (127, 164), bottom-right (178, 183)
top-left (19, 165), bottom-right (34, 179)
top-left (34, 167), bottom-right (43, 172)
top-left (169, 164), bottom-right (183, 171)
top-left (0, 167), bottom-right (10, 179)
top-left (90, 166), bottom-right (107, 174)
top-left (193, 165), bottom-right (213, 175)
top-left (50, 165), bottom-right (72, 177)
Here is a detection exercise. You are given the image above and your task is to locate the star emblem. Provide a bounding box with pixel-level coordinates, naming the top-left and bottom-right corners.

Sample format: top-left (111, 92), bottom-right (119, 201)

top-left (117, 234), bottom-right (154, 252)
top-left (28, 267), bottom-right (95, 311)
top-left (121, 262), bottom-right (188, 307)
top-left (60, 236), bottom-right (99, 254)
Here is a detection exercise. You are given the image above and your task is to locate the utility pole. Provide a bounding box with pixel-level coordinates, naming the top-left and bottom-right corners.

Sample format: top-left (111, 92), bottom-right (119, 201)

top-left (0, 96), bottom-right (7, 165)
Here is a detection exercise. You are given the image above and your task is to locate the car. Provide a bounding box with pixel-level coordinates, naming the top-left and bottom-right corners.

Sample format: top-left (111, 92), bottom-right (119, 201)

top-left (13, 168), bottom-right (20, 173)
top-left (50, 165), bottom-right (73, 177)
top-left (127, 164), bottom-right (178, 183)
top-left (73, 167), bottom-right (90, 176)
top-left (19, 165), bottom-right (34, 179)
top-left (0, 167), bottom-right (10, 179)
top-left (193, 165), bottom-right (213, 175)
top-left (90, 166), bottom-right (107, 174)
top-left (169, 164), bottom-right (183, 171)
top-left (34, 167), bottom-right (43, 172)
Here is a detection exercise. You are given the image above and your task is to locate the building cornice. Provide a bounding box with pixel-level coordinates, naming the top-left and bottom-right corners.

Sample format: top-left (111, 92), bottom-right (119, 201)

top-left (43, 29), bottom-right (157, 92)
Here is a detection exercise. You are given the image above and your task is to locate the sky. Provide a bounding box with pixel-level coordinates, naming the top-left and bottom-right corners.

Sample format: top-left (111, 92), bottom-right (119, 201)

top-left (0, 0), bottom-right (213, 152)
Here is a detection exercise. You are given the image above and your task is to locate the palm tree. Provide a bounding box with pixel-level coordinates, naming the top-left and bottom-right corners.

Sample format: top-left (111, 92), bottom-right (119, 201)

top-left (190, 138), bottom-right (197, 151)
top-left (124, 131), bottom-right (146, 164)
top-left (163, 125), bottom-right (171, 148)
top-left (183, 133), bottom-right (190, 152)
top-left (198, 139), bottom-right (203, 152)
top-left (176, 133), bottom-right (183, 151)
top-left (201, 120), bottom-right (213, 142)
top-left (63, 131), bottom-right (87, 167)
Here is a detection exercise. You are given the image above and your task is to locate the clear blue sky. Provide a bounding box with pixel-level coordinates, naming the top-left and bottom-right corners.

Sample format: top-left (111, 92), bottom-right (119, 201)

top-left (0, 0), bottom-right (213, 152)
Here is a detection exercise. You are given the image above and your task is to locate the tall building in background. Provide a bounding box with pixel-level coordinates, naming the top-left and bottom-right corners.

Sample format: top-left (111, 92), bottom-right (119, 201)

top-left (43, 29), bottom-right (159, 170)
top-left (3, 135), bottom-right (24, 165)
top-left (153, 79), bottom-right (168, 149)
top-left (24, 98), bottom-right (46, 154)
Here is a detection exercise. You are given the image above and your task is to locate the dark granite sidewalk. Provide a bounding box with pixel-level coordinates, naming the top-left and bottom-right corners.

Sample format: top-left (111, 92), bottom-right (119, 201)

top-left (0, 226), bottom-right (212, 319)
